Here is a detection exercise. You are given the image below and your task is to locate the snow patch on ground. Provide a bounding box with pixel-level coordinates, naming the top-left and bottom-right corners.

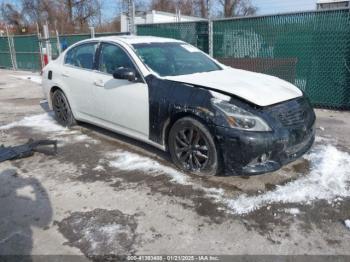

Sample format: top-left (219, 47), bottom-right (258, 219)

top-left (0, 113), bottom-right (98, 144)
top-left (10, 74), bottom-right (42, 84)
top-left (345, 220), bottom-right (350, 230)
top-left (105, 144), bottom-right (350, 216)
top-left (284, 208), bottom-right (300, 216)
top-left (202, 187), bottom-right (225, 202)
top-left (0, 113), bottom-right (65, 132)
top-left (225, 145), bottom-right (350, 215)
top-left (72, 134), bottom-right (99, 144)
top-left (315, 136), bottom-right (336, 144)
top-left (83, 223), bottom-right (125, 251)
top-left (106, 150), bottom-right (188, 184)
top-left (105, 150), bottom-right (228, 203)
top-left (92, 165), bottom-right (105, 172)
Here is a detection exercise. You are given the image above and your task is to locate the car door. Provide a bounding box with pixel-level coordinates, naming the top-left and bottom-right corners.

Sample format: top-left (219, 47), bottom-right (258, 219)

top-left (62, 42), bottom-right (99, 116)
top-left (92, 42), bottom-right (149, 138)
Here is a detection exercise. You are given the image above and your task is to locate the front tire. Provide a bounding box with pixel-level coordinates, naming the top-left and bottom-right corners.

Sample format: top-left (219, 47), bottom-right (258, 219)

top-left (52, 90), bottom-right (76, 127)
top-left (168, 117), bottom-right (220, 176)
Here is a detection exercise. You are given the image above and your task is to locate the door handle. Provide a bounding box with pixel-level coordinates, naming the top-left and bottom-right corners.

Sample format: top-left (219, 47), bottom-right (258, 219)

top-left (61, 72), bottom-right (69, 77)
top-left (94, 79), bottom-right (105, 87)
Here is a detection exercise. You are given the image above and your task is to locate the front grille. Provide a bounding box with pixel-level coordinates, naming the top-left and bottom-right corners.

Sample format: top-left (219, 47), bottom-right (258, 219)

top-left (267, 97), bottom-right (315, 128)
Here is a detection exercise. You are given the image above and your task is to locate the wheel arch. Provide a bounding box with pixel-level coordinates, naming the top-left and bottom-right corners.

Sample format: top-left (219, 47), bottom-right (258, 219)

top-left (163, 110), bottom-right (216, 151)
top-left (165, 111), bottom-right (224, 176)
top-left (49, 85), bottom-right (73, 109)
top-left (49, 85), bottom-right (77, 118)
top-left (50, 85), bottom-right (62, 96)
top-left (47, 86), bottom-right (63, 109)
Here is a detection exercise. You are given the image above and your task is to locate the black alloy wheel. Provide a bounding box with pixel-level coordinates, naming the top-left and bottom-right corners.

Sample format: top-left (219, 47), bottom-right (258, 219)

top-left (169, 117), bottom-right (220, 176)
top-left (52, 90), bottom-right (76, 127)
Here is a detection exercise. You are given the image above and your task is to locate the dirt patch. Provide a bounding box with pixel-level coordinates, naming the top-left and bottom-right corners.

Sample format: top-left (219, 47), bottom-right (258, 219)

top-left (107, 169), bottom-right (229, 224)
top-left (318, 117), bottom-right (346, 126)
top-left (239, 203), bottom-right (293, 243)
top-left (55, 209), bottom-right (138, 257)
top-left (2, 98), bottom-right (41, 106)
top-left (291, 159), bottom-right (311, 173)
top-left (237, 197), bottom-right (350, 244)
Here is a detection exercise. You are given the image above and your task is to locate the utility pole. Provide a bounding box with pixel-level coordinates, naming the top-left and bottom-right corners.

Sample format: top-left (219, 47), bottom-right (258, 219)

top-left (207, 0), bottom-right (213, 57)
top-left (43, 23), bottom-right (52, 63)
top-left (6, 26), bottom-right (17, 70)
top-left (98, 0), bottom-right (102, 27)
top-left (36, 23), bottom-right (45, 69)
top-left (128, 0), bottom-right (135, 34)
top-left (90, 27), bottom-right (95, 38)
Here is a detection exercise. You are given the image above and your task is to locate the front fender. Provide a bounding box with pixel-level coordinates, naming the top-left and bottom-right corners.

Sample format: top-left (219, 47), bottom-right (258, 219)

top-left (145, 75), bottom-right (229, 145)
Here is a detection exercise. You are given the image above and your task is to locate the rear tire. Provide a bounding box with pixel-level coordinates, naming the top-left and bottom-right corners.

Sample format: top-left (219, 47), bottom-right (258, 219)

top-left (168, 117), bottom-right (220, 176)
top-left (52, 90), bottom-right (76, 127)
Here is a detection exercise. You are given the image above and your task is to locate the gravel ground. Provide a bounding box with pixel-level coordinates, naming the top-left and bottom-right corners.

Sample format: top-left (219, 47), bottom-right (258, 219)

top-left (0, 69), bottom-right (349, 260)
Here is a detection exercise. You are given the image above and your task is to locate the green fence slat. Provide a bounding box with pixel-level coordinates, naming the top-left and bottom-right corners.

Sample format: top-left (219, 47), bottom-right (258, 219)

top-left (13, 35), bottom-right (41, 70)
top-left (213, 9), bottom-right (350, 109)
top-left (59, 34), bottom-right (91, 46)
top-left (0, 36), bottom-right (12, 69)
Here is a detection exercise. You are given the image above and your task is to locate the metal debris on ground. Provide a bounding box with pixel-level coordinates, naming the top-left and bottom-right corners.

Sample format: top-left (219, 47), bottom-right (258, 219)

top-left (0, 139), bottom-right (57, 163)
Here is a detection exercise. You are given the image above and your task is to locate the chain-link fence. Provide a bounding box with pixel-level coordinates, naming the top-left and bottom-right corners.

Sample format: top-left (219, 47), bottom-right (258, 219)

top-left (13, 35), bottom-right (42, 71)
top-left (0, 36), bottom-right (12, 69)
top-left (213, 9), bottom-right (350, 109)
top-left (136, 9), bottom-right (350, 109)
top-left (0, 9), bottom-right (349, 108)
top-left (0, 32), bottom-right (129, 71)
top-left (137, 21), bottom-right (209, 53)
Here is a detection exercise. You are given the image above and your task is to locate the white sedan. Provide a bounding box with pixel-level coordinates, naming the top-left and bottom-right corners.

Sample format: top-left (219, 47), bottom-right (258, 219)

top-left (42, 35), bottom-right (315, 176)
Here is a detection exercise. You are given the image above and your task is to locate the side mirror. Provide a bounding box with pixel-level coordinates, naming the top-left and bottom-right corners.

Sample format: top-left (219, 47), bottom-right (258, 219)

top-left (113, 68), bottom-right (136, 82)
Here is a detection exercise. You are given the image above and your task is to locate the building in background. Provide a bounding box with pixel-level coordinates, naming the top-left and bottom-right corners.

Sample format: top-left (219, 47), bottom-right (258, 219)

top-left (120, 10), bottom-right (205, 32)
top-left (316, 0), bottom-right (350, 9)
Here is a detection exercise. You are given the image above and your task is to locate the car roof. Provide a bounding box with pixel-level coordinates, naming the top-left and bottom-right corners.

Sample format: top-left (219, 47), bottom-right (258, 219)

top-left (90, 35), bottom-right (184, 45)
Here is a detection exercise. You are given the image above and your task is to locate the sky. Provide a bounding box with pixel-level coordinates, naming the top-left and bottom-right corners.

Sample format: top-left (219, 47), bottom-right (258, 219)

top-left (103, 0), bottom-right (319, 20)
top-left (0, 0), bottom-right (319, 21)
top-left (252, 0), bottom-right (317, 15)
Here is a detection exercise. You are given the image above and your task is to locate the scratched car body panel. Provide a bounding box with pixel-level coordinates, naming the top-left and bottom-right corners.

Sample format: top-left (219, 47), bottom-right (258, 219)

top-left (42, 35), bottom-right (316, 176)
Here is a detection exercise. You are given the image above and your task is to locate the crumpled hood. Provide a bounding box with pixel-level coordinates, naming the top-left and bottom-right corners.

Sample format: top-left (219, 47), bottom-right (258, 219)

top-left (164, 68), bottom-right (303, 107)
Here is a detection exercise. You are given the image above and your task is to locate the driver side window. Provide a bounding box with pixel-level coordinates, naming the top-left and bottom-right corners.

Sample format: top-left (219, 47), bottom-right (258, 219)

top-left (98, 43), bottom-right (135, 75)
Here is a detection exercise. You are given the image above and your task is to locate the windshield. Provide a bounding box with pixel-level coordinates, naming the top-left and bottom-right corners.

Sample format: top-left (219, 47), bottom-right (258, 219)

top-left (132, 42), bottom-right (221, 77)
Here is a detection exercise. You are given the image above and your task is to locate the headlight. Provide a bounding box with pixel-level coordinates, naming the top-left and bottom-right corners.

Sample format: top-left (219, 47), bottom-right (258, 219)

top-left (211, 98), bottom-right (271, 131)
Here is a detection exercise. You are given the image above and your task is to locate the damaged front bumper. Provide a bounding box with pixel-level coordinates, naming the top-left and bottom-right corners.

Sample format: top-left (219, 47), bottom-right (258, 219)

top-left (215, 123), bottom-right (315, 176)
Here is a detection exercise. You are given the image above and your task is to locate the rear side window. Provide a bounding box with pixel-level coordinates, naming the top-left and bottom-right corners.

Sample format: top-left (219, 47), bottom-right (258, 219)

top-left (98, 43), bottom-right (135, 74)
top-left (64, 43), bottom-right (98, 70)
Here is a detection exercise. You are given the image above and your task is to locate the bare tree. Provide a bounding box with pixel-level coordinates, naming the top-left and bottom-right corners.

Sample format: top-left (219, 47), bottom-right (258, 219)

top-left (219, 0), bottom-right (256, 17)
top-left (22, 0), bottom-right (60, 28)
top-left (198, 0), bottom-right (208, 18)
top-left (119, 0), bottom-right (149, 13)
top-left (150, 0), bottom-right (175, 13)
top-left (150, 0), bottom-right (196, 16)
top-left (65, 0), bottom-right (74, 25)
top-left (73, 0), bottom-right (99, 30)
top-left (0, 3), bottom-right (26, 32)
